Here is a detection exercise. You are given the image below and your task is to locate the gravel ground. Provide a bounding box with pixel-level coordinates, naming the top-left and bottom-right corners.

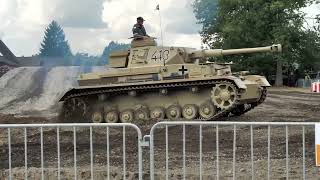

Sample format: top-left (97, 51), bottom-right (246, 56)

top-left (0, 87), bottom-right (320, 179)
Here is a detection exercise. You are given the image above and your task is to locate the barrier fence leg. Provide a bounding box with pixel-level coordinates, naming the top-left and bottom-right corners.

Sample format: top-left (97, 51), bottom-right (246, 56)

top-left (24, 127), bottom-right (28, 180)
top-left (233, 125), bottom-right (236, 180)
top-left (107, 127), bottom-right (110, 180)
top-left (165, 125), bottom-right (169, 180)
top-left (302, 126), bottom-right (305, 180)
top-left (8, 128), bottom-right (12, 180)
top-left (90, 126), bottom-right (94, 180)
top-left (250, 125), bottom-right (254, 180)
top-left (150, 132), bottom-right (155, 180)
top-left (138, 130), bottom-right (143, 180)
top-left (123, 126), bottom-right (126, 180)
top-left (183, 124), bottom-right (186, 180)
top-left (73, 127), bottom-right (77, 180)
top-left (268, 125), bottom-right (271, 180)
top-left (40, 127), bottom-right (44, 180)
top-left (216, 125), bottom-right (219, 180)
top-left (199, 125), bottom-right (203, 180)
top-left (57, 127), bottom-right (61, 180)
top-left (286, 126), bottom-right (289, 180)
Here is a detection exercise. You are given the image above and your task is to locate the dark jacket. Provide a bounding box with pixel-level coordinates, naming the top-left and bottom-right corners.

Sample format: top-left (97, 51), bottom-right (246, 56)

top-left (132, 24), bottom-right (148, 38)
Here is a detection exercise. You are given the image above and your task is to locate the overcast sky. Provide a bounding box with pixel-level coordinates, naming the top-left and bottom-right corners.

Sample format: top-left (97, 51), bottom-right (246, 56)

top-left (0, 0), bottom-right (319, 56)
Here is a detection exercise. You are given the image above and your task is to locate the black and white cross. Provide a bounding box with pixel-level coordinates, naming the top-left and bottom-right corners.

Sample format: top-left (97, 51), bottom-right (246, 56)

top-left (178, 65), bottom-right (188, 75)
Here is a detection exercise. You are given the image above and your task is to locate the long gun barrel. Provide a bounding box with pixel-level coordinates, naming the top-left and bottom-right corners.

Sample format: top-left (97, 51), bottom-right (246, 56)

top-left (189, 44), bottom-right (282, 59)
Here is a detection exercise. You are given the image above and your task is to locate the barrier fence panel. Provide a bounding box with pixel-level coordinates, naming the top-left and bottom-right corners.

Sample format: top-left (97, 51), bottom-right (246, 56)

top-left (0, 122), bottom-right (319, 180)
top-left (149, 122), bottom-right (318, 180)
top-left (0, 123), bottom-right (143, 180)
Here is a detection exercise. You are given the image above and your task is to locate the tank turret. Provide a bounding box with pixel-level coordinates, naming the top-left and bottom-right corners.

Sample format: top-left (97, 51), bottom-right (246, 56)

top-left (59, 37), bottom-right (282, 124)
top-left (108, 39), bottom-right (282, 68)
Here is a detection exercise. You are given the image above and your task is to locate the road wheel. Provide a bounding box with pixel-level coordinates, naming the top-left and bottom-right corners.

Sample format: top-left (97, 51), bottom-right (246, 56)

top-left (166, 104), bottom-right (182, 120)
top-left (91, 111), bottom-right (104, 123)
top-left (150, 107), bottom-right (165, 120)
top-left (182, 104), bottom-right (198, 120)
top-left (120, 109), bottom-right (134, 123)
top-left (105, 110), bottom-right (119, 123)
top-left (199, 101), bottom-right (216, 120)
top-left (135, 108), bottom-right (149, 121)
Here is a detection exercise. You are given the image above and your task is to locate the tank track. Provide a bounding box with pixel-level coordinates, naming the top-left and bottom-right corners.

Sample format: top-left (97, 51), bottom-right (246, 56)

top-left (231, 87), bottom-right (267, 116)
top-left (61, 80), bottom-right (242, 122)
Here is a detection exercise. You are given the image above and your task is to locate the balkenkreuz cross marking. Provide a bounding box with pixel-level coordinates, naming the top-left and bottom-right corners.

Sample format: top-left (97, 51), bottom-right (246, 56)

top-left (178, 65), bottom-right (188, 75)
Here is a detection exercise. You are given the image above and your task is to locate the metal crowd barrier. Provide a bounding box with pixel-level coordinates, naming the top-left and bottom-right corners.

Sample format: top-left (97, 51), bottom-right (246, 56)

top-left (148, 121), bottom-right (318, 180)
top-left (0, 121), bottom-right (318, 180)
top-left (0, 123), bottom-right (143, 180)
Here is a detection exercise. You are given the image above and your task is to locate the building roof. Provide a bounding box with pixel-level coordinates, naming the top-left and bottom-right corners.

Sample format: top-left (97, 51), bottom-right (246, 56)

top-left (0, 56), bottom-right (19, 66)
top-left (0, 40), bottom-right (20, 65)
top-left (0, 40), bottom-right (82, 67)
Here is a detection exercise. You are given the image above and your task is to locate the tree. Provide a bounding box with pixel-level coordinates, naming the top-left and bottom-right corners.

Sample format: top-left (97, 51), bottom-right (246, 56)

top-left (101, 41), bottom-right (130, 64)
top-left (39, 21), bottom-right (72, 57)
top-left (193, 0), bottom-right (320, 86)
top-left (316, 14), bottom-right (320, 34)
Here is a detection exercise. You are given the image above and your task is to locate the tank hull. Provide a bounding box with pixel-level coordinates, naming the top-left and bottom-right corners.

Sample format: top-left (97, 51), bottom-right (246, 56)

top-left (59, 75), bottom-right (268, 123)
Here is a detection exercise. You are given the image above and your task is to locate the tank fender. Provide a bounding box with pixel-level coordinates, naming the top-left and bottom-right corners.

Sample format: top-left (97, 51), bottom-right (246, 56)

top-left (224, 77), bottom-right (247, 90)
top-left (258, 77), bottom-right (271, 87)
top-left (243, 75), bottom-right (271, 87)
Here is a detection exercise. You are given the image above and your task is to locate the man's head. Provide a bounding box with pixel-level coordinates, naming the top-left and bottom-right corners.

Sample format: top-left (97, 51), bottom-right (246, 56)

top-left (137, 17), bottom-right (145, 25)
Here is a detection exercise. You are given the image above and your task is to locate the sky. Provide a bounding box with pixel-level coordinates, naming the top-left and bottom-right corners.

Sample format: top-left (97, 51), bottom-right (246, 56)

top-left (0, 0), bottom-right (201, 56)
top-left (0, 0), bottom-right (319, 57)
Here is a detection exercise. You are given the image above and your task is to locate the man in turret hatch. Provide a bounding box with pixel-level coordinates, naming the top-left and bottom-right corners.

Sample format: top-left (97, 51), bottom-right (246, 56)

top-left (132, 17), bottom-right (149, 39)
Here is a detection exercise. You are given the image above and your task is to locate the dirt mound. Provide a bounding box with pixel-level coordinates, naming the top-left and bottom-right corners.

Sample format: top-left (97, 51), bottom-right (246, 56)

top-left (0, 66), bottom-right (105, 117)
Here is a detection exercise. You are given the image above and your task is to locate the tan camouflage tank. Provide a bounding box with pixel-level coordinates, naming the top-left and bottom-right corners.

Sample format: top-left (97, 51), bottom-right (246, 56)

top-left (59, 37), bottom-right (282, 123)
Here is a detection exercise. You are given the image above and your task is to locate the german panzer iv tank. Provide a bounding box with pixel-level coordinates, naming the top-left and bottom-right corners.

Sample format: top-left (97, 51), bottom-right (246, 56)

top-left (59, 37), bottom-right (282, 123)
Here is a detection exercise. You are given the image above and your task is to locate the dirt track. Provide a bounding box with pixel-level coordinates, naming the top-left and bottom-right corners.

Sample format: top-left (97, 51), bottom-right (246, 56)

top-left (0, 87), bottom-right (320, 179)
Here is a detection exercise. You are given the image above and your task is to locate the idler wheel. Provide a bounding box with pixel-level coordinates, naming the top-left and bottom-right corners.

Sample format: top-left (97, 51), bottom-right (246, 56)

top-left (59, 98), bottom-right (88, 123)
top-left (120, 109), bottom-right (134, 123)
top-left (64, 97), bottom-right (87, 116)
top-left (165, 105), bottom-right (182, 120)
top-left (74, 98), bottom-right (87, 115)
top-left (91, 111), bottom-right (104, 123)
top-left (150, 107), bottom-right (165, 120)
top-left (105, 110), bottom-right (119, 123)
top-left (199, 101), bottom-right (216, 119)
top-left (211, 82), bottom-right (237, 110)
top-left (134, 108), bottom-right (149, 121)
top-left (182, 104), bottom-right (198, 120)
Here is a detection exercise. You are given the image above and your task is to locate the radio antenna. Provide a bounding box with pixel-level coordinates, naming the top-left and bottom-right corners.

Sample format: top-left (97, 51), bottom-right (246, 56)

top-left (155, 3), bottom-right (165, 66)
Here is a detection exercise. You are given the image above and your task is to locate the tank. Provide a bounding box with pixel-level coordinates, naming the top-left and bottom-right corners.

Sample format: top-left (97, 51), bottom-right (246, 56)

top-left (59, 37), bottom-right (282, 123)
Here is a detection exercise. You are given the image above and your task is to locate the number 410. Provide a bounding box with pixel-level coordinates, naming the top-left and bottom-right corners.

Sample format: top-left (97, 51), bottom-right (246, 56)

top-left (151, 50), bottom-right (170, 61)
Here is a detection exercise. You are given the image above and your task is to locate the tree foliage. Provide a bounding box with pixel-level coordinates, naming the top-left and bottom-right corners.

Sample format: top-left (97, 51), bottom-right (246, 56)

top-left (193, 0), bottom-right (320, 85)
top-left (39, 21), bottom-right (72, 57)
top-left (71, 53), bottom-right (102, 66)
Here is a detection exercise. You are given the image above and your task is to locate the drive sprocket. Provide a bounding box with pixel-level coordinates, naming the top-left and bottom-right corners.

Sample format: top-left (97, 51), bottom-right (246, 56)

top-left (211, 82), bottom-right (238, 110)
